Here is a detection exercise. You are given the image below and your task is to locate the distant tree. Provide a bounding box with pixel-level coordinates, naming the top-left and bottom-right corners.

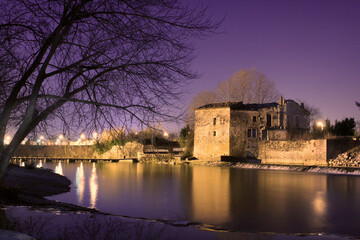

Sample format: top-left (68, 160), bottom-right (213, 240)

top-left (186, 90), bottom-right (217, 124)
top-left (215, 68), bottom-right (280, 103)
top-left (179, 125), bottom-right (191, 148)
top-left (311, 122), bottom-right (324, 139)
top-left (179, 124), bottom-right (194, 157)
top-left (0, 0), bottom-right (219, 184)
top-left (355, 120), bottom-right (360, 138)
top-left (331, 118), bottom-right (356, 136)
top-left (296, 101), bottom-right (321, 126)
top-left (356, 101), bottom-right (360, 108)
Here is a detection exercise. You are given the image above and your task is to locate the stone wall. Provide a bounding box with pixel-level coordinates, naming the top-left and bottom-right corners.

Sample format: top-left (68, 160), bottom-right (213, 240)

top-left (259, 138), bottom-right (360, 166)
top-left (259, 139), bottom-right (328, 166)
top-left (14, 145), bottom-right (97, 158)
top-left (194, 108), bottom-right (231, 161)
top-left (13, 141), bottom-right (143, 159)
top-left (229, 110), bottom-right (252, 158)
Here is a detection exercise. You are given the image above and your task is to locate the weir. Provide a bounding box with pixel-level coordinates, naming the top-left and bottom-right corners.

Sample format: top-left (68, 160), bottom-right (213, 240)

top-left (10, 156), bottom-right (139, 163)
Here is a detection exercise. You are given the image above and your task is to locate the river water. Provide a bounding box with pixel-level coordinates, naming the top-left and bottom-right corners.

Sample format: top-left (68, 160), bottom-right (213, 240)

top-left (42, 161), bottom-right (360, 237)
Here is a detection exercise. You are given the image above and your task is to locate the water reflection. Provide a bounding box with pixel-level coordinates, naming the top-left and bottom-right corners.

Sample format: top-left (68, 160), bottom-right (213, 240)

top-left (192, 167), bottom-right (230, 225)
top-left (36, 160), bottom-right (43, 168)
top-left (42, 162), bottom-right (360, 236)
top-left (89, 162), bottom-right (98, 208)
top-left (75, 162), bottom-right (84, 204)
top-left (313, 191), bottom-right (326, 217)
top-left (54, 162), bottom-right (63, 175)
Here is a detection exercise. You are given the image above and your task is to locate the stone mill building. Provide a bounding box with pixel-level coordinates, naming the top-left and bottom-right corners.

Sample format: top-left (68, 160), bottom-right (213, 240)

top-left (193, 97), bottom-right (310, 160)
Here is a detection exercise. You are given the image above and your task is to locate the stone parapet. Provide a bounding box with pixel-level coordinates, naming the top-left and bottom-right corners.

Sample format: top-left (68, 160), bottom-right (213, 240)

top-left (259, 138), bottom-right (360, 166)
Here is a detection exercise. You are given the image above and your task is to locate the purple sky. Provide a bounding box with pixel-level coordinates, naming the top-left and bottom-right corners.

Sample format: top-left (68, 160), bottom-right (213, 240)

top-left (186, 0), bottom-right (360, 124)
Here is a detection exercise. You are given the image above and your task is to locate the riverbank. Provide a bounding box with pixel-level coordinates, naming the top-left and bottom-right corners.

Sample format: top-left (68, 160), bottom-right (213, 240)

top-left (142, 157), bottom-right (360, 176)
top-left (1, 163), bottom-right (358, 239)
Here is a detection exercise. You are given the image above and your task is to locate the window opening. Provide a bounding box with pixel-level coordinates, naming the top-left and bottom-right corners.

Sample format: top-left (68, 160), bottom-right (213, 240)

top-left (262, 130), bottom-right (268, 140)
top-left (267, 114), bottom-right (272, 127)
top-left (296, 116), bottom-right (299, 128)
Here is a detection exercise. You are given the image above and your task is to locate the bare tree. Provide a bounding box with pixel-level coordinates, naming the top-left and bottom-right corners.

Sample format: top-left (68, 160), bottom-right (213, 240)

top-left (0, 0), bottom-right (219, 183)
top-left (296, 100), bottom-right (321, 126)
top-left (215, 68), bottom-right (279, 103)
top-left (186, 90), bottom-right (217, 124)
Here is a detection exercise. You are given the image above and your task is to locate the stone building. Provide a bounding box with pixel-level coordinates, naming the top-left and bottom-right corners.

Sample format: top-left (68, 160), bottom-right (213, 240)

top-left (193, 97), bottom-right (310, 160)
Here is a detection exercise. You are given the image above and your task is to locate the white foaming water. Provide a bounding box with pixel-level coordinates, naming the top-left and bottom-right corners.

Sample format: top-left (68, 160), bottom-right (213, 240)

top-left (234, 163), bottom-right (360, 176)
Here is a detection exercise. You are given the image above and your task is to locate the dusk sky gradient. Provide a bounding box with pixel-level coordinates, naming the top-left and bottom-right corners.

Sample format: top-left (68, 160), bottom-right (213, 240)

top-left (187, 0), bottom-right (360, 124)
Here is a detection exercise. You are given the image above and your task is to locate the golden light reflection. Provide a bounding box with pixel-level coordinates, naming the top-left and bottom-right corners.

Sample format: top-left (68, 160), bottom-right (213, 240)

top-left (192, 167), bottom-right (230, 225)
top-left (36, 160), bottom-right (43, 168)
top-left (89, 162), bottom-right (98, 208)
top-left (76, 162), bottom-right (85, 204)
top-left (54, 162), bottom-right (63, 175)
top-left (313, 191), bottom-right (326, 217)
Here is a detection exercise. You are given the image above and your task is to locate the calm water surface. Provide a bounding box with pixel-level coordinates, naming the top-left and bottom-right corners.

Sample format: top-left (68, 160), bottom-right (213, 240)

top-left (43, 161), bottom-right (360, 237)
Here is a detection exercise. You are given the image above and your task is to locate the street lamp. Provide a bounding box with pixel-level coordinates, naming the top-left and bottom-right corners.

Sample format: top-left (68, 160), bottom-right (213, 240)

top-left (92, 132), bottom-right (98, 139)
top-left (316, 121), bottom-right (324, 130)
top-left (164, 132), bottom-right (169, 137)
top-left (4, 135), bottom-right (11, 145)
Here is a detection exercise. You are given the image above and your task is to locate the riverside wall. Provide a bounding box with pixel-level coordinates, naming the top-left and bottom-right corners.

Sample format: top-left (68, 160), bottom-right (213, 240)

top-left (259, 138), bottom-right (360, 166)
top-left (13, 142), bottom-right (143, 159)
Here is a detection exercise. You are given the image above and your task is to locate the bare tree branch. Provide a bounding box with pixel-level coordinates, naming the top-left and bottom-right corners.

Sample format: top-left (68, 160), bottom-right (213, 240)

top-left (0, 0), bottom-right (220, 181)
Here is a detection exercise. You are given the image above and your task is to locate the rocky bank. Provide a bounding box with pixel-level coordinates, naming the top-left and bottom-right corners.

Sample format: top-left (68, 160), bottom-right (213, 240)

top-left (328, 146), bottom-right (360, 168)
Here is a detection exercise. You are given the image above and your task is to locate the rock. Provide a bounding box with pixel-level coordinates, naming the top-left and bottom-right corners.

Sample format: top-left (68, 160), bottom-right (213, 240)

top-left (0, 230), bottom-right (34, 240)
top-left (3, 164), bottom-right (71, 197)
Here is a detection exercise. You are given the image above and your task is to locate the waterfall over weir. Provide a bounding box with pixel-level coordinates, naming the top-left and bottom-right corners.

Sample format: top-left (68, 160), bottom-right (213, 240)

top-left (233, 163), bottom-right (360, 175)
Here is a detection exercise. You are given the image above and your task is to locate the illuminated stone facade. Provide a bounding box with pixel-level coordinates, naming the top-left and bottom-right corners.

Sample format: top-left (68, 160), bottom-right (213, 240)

top-left (193, 98), bottom-right (310, 160)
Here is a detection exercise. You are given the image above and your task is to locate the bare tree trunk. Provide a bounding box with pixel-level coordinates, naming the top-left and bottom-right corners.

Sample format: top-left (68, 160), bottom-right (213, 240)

top-left (0, 155), bottom-right (7, 187)
top-left (0, 151), bottom-right (12, 187)
top-left (0, 208), bottom-right (9, 229)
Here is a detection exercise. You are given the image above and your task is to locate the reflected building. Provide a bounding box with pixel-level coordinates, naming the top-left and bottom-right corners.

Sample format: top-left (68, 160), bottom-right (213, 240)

top-left (192, 166), bottom-right (230, 225)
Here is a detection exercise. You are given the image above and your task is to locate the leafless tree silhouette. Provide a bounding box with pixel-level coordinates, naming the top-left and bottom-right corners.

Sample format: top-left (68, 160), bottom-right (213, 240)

top-left (216, 68), bottom-right (279, 103)
top-left (0, 0), bottom-right (219, 183)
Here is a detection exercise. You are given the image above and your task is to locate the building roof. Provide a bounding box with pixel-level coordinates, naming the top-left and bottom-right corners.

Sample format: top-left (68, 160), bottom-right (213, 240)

top-left (196, 101), bottom-right (279, 111)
